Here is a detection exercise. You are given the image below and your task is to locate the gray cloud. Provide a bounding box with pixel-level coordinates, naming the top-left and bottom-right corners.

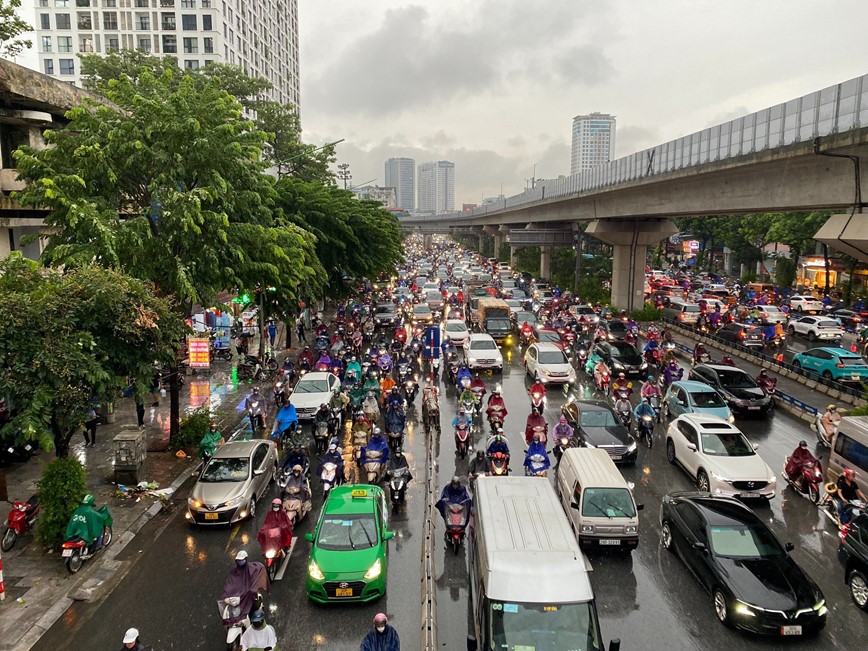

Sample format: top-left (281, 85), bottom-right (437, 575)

top-left (553, 45), bottom-right (616, 87)
top-left (614, 125), bottom-right (661, 158)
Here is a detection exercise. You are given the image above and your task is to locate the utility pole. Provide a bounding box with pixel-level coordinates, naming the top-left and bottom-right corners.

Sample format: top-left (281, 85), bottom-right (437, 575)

top-left (337, 163), bottom-right (352, 189)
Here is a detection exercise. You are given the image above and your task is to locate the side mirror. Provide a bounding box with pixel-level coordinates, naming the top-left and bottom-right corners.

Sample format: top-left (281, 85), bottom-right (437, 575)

top-left (304, 532), bottom-right (314, 542)
top-left (686, 443), bottom-right (697, 452)
top-left (608, 640), bottom-right (621, 651)
top-left (636, 503), bottom-right (645, 511)
top-left (253, 468), bottom-right (265, 476)
top-left (384, 531), bottom-right (395, 541)
top-left (677, 400), bottom-right (685, 406)
top-left (785, 542), bottom-right (795, 552)
top-left (570, 501), bottom-right (580, 511)
top-left (693, 541), bottom-right (707, 551)
top-left (752, 443), bottom-right (759, 451)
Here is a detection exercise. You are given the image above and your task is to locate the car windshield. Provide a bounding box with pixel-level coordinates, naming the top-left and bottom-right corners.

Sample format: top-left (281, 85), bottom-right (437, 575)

top-left (376, 307), bottom-right (395, 315)
top-left (516, 312), bottom-right (537, 324)
top-left (538, 332), bottom-right (561, 342)
top-left (488, 318), bottom-right (511, 329)
top-left (445, 323), bottom-right (467, 332)
top-left (581, 487), bottom-right (636, 518)
top-left (607, 321), bottom-right (626, 332)
top-left (414, 305), bottom-right (431, 314)
top-left (690, 391), bottom-right (725, 407)
top-left (316, 513), bottom-right (378, 551)
top-left (699, 432), bottom-right (755, 456)
top-left (489, 600), bottom-right (602, 651)
top-left (295, 379), bottom-right (330, 394)
top-left (839, 356), bottom-right (867, 367)
top-left (610, 342), bottom-right (638, 358)
top-left (708, 524), bottom-right (785, 558)
top-left (683, 305), bottom-right (701, 313)
top-left (716, 370), bottom-right (756, 389)
top-left (580, 410), bottom-right (618, 428)
top-left (538, 351), bottom-right (568, 364)
top-left (426, 292), bottom-right (441, 301)
top-left (471, 340), bottom-right (497, 350)
top-left (200, 457), bottom-right (249, 482)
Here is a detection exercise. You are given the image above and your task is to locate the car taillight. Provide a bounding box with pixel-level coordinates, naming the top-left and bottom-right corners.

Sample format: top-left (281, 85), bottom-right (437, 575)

top-left (836, 363), bottom-right (845, 368)
top-left (678, 313), bottom-right (684, 320)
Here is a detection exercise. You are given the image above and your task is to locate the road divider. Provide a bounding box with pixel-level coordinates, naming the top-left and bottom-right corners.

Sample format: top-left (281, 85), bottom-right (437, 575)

top-left (420, 420), bottom-right (438, 651)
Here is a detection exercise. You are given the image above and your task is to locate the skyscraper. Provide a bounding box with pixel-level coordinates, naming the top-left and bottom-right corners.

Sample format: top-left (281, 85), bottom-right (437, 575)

top-left (417, 160), bottom-right (454, 214)
top-left (31, 0), bottom-right (300, 108)
top-left (384, 157), bottom-right (415, 211)
top-left (570, 113), bottom-right (616, 174)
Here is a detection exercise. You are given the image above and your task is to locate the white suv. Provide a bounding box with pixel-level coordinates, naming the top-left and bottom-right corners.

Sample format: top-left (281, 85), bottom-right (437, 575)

top-left (787, 315), bottom-right (843, 341)
top-left (524, 342), bottom-right (576, 385)
top-left (463, 333), bottom-right (503, 372)
top-left (665, 414), bottom-right (776, 500)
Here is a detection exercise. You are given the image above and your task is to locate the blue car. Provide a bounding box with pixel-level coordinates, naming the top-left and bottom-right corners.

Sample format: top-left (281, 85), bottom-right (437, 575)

top-left (792, 347), bottom-right (868, 384)
top-left (662, 381), bottom-right (733, 423)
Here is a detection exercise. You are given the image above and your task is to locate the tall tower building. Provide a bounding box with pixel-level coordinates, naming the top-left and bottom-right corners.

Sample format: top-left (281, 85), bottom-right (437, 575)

top-left (417, 160), bottom-right (454, 214)
top-left (31, 0), bottom-right (300, 108)
top-left (570, 112), bottom-right (616, 174)
top-left (384, 157), bottom-right (415, 211)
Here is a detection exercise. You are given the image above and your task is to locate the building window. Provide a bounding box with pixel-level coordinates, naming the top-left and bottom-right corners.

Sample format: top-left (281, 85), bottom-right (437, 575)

top-left (137, 36), bottom-right (152, 51)
top-left (55, 13), bottom-right (71, 29)
top-left (57, 36), bottom-right (72, 52)
top-left (203, 37), bottom-right (213, 53)
top-left (182, 37), bottom-right (197, 53)
top-left (184, 59), bottom-right (199, 69)
top-left (78, 36), bottom-right (94, 52)
top-left (75, 0), bottom-right (90, 5)
top-left (41, 36), bottom-right (52, 52)
top-left (103, 11), bottom-right (117, 29)
top-left (77, 12), bottom-right (92, 29)
top-left (54, 0), bottom-right (69, 6)
top-left (39, 0), bottom-right (48, 5)
top-left (136, 13), bottom-right (150, 29)
top-left (162, 35), bottom-right (177, 52)
top-left (202, 14), bottom-right (211, 30)
top-left (159, 0), bottom-right (174, 6)
top-left (181, 14), bottom-right (196, 29)
top-left (44, 59), bottom-right (54, 75)
top-left (40, 13), bottom-right (50, 29)
top-left (59, 59), bottom-right (74, 75)
top-left (161, 12), bottom-right (175, 29)
top-left (180, 0), bottom-right (194, 6)
top-left (106, 36), bottom-right (119, 52)
top-left (134, 0), bottom-right (148, 6)
top-left (104, 0), bottom-right (116, 5)
top-left (201, 0), bottom-right (209, 6)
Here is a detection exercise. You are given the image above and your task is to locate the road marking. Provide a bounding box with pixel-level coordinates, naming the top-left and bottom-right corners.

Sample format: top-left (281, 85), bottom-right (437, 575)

top-left (273, 538), bottom-right (297, 581)
top-left (225, 522), bottom-right (242, 551)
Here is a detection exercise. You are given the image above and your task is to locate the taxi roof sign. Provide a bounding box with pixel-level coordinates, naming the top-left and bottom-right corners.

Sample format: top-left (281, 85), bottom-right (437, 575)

top-left (351, 489), bottom-right (368, 498)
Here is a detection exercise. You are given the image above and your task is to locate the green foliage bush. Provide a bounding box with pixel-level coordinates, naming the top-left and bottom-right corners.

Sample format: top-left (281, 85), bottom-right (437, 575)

top-left (171, 406), bottom-right (213, 452)
top-left (630, 306), bottom-right (663, 322)
top-left (38, 457), bottom-right (87, 548)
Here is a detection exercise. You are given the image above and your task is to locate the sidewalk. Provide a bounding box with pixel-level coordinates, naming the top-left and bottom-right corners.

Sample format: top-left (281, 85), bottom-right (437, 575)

top-left (0, 350), bottom-right (281, 651)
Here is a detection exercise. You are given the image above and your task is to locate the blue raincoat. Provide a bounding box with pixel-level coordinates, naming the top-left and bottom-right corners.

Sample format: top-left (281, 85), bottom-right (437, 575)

top-left (524, 441), bottom-right (550, 472)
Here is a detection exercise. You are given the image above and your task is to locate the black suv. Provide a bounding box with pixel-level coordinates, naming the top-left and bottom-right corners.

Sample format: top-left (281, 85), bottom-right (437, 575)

top-left (688, 363), bottom-right (772, 415)
top-left (716, 322), bottom-right (764, 349)
top-left (560, 399), bottom-right (637, 465)
top-left (839, 512), bottom-right (868, 611)
top-left (373, 303), bottom-right (400, 328)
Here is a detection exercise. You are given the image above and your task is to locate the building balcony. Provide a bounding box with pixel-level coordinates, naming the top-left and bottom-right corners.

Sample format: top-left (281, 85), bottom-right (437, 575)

top-left (0, 168), bottom-right (25, 192)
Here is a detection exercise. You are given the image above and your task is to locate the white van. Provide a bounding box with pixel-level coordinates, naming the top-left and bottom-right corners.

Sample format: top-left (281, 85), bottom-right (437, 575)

top-left (556, 448), bottom-right (643, 551)
top-left (828, 416), bottom-right (868, 488)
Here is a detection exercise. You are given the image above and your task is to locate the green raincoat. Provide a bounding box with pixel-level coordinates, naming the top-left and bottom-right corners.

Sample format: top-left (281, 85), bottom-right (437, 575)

top-left (198, 429), bottom-right (223, 459)
top-left (64, 504), bottom-right (112, 545)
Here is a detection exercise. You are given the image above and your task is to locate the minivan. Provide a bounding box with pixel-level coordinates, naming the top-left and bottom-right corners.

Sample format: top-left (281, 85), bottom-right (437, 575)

top-left (556, 448), bottom-right (642, 551)
top-left (828, 416), bottom-right (868, 488)
top-left (662, 298), bottom-right (701, 325)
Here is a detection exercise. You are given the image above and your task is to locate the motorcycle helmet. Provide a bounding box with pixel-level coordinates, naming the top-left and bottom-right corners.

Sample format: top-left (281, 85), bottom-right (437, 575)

top-left (476, 450), bottom-right (485, 461)
top-left (450, 475), bottom-right (461, 489)
top-left (271, 498), bottom-right (281, 510)
top-left (373, 612), bottom-right (388, 632)
top-left (210, 421), bottom-right (218, 431)
top-left (828, 404), bottom-right (837, 412)
top-left (759, 369), bottom-right (767, 377)
top-left (618, 373), bottom-right (626, 380)
top-left (843, 468), bottom-right (856, 480)
top-left (798, 440), bottom-right (808, 448)
top-left (394, 446), bottom-right (403, 457)
top-left (319, 403), bottom-right (327, 409)
top-left (493, 386), bottom-right (501, 394)
top-left (648, 376), bottom-right (654, 381)
top-left (82, 494), bottom-right (95, 506)
top-left (250, 609), bottom-right (266, 629)
top-left (559, 415), bottom-right (567, 424)
top-left (532, 434), bottom-right (540, 444)
top-left (292, 464), bottom-right (303, 474)
top-left (373, 427), bottom-right (382, 436)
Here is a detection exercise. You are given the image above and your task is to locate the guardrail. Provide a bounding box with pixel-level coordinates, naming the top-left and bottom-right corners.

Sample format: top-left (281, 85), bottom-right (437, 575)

top-left (420, 420), bottom-right (438, 650)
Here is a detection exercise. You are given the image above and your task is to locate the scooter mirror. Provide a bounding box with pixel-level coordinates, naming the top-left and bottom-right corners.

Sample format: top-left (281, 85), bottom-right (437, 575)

top-left (304, 532), bottom-right (314, 542)
top-left (383, 531), bottom-right (395, 541)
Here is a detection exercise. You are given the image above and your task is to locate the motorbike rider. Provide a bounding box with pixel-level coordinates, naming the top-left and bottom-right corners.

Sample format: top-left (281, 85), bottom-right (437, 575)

top-left (835, 468), bottom-right (867, 525)
top-left (360, 613), bottom-right (401, 651)
top-left (663, 359), bottom-right (683, 387)
top-left (240, 608), bottom-right (277, 651)
top-left (785, 441), bottom-right (818, 490)
top-left (452, 406), bottom-right (473, 432)
top-left (245, 387), bottom-right (267, 430)
top-left (282, 441), bottom-right (308, 474)
top-left (385, 399), bottom-right (406, 434)
top-left (345, 355), bottom-right (362, 383)
top-left (468, 449), bottom-right (488, 480)
top-left (611, 373), bottom-right (633, 398)
top-left (756, 369), bottom-right (776, 392)
top-left (640, 376), bottom-right (660, 400)
top-left (593, 359), bottom-right (612, 388)
top-left (524, 434), bottom-right (551, 475)
top-left (519, 320), bottom-right (534, 342)
top-left (272, 401), bottom-right (299, 440)
top-left (470, 372), bottom-right (487, 400)
top-left (297, 346), bottom-right (314, 370)
top-left (314, 403), bottom-right (331, 432)
top-left (455, 363), bottom-right (473, 390)
top-left (65, 494), bottom-right (110, 552)
top-left (692, 342), bottom-right (710, 365)
top-left (436, 476), bottom-right (473, 523)
top-left (646, 322), bottom-right (660, 340)
top-left (258, 498), bottom-right (293, 554)
top-left (361, 428), bottom-right (390, 466)
top-left (634, 396), bottom-right (656, 422)
top-left (380, 373), bottom-right (397, 404)
top-left (120, 628), bottom-right (147, 651)
top-left (485, 386), bottom-right (508, 422)
top-left (524, 407), bottom-right (548, 444)
top-left (552, 415), bottom-right (574, 443)
top-left (529, 377), bottom-right (547, 401)
top-left (821, 404), bottom-right (842, 444)
top-left (362, 390), bottom-right (380, 420)
top-left (198, 421), bottom-right (224, 461)
top-left (487, 431), bottom-right (510, 458)
top-left (221, 550), bottom-right (269, 627)
top-left (614, 391), bottom-right (633, 423)
top-left (317, 444), bottom-right (345, 486)
top-left (387, 446), bottom-right (413, 482)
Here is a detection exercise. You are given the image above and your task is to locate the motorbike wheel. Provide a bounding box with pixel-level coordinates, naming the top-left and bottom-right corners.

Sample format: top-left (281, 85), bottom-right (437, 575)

top-left (267, 557), bottom-right (279, 582)
top-left (808, 484), bottom-right (820, 504)
top-left (452, 536), bottom-right (461, 555)
top-left (65, 549), bottom-right (84, 574)
top-left (1, 527), bottom-right (17, 552)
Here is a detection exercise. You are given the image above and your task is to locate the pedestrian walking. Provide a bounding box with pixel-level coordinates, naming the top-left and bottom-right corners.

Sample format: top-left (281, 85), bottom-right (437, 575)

top-left (135, 396), bottom-right (145, 429)
top-left (120, 627), bottom-right (148, 651)
top-left (296, 317), bottom-right (306, 343)
top-left (267, 320), bottom-right (278, 348)
top-left (83, 403), bottom-right (98, 448)
top-left (150, 372), bottom-right (161, 407)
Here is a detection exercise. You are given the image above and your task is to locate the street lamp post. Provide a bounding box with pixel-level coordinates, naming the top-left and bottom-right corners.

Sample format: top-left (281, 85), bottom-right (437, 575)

top-left (337, 163), bottom-right (352, 189)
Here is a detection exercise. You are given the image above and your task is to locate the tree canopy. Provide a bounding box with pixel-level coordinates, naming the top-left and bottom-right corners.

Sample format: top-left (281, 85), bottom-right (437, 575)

top-left (0, 0), bottom-right (31, 58)
top-left (0, 255), bottom-right (186, 456)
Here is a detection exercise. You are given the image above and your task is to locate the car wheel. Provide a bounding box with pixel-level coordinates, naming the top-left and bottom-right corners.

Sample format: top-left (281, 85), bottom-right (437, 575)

top-left (849, 569), bottom-right (868, 610)
top-left (666, 439), bottom-right (676, 464)
top-left (662, 403), bottom-right (670, 421)
top-left (822, 370), bottom-right (833, 381)
top-left (271, 464), bottom-right (278, 484)
top-left (661, 520), bottom-right (674, 551)
top-left (808, 331), bottom-right (817, 342)
top-left (788, 326), bottom-right (796, 336)
top-left (248, 497), bottom-right (256, 521)
top-left (697, 470), bottom-right (711, 493)
top-left (713, 589), bottom-right (729, 625)
top-left (792, 360), bottom-right (801, 370)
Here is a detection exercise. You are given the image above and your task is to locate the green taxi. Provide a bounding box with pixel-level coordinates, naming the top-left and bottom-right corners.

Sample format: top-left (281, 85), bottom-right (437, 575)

top-left (304, 485), bottom-right (393, 603)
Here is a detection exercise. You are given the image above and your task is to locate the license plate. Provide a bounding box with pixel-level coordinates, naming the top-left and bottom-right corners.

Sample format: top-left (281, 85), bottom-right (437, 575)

top-left (204, 512), bottom-right (219, 520)
top-left (62, 549), bottom-right (74, 557)
top-left (599, 539), bottom-right (621, 546)
top-left (781, 625), bottom-right (802, 636)
top-left (335, 588), bottom-right (353, 597)
top-left (853, 375), bottom-right (860, 380)
top-left (741, 492), bottom-right (762, 498)
top-left (747, 406), bottom-right (760, 411)
top-left (610, 455), bottom-right (623, 461)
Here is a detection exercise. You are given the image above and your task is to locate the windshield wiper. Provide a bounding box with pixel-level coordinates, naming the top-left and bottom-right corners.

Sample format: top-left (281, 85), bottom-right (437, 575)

top-left (347, 525), bottom-right (356, 550)
top-left (605, 502), bottom-right (630, 517)
top-left (586, 502), bottom-right (611, 518)
top-left (360, 521), bottom-right (375, 548)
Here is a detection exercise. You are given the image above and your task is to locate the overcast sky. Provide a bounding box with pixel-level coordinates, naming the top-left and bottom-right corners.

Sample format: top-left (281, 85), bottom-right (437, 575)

top-left (299, 0), bottom-right (868, 205)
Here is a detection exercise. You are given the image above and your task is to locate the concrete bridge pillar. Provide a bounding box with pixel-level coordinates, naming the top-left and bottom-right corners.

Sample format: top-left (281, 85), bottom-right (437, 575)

top-left (493, 234), bottom-right (504, 258)
top-left (510, 246), bottom-right (516, 267)
top-left (422, 233), bottom-right (433, 250)
top-left (585, 219), bottom-right (678, 311)
top-left (540, 246), bottom-right (552, 280)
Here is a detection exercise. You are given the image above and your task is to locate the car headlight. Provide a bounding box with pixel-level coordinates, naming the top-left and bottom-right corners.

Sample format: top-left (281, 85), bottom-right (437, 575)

top-left (581, 525), bottom-right (594, 533)
top-left (734, 601), bottom-right (757, 617)
top-left (640, 362), bottom-right (648, 369)
top-left (224, 495), bottom-right (244, 508)
top-left (187, 498), bottom-right (203, 509)
top-left (364, 558), bottom-right (382, 580)
top-left (727, 415), bottom-right (735, 423)
top-left (612, 362), bottom-right (624, 369)
top-left (625, 525), bottom-right (638, 534)
top-left (709, 470), bottom-right (729, 482)
top-left (308, 560), bottom-right (325, 580)
top-left (627, 440), bottom-right (637, 452)
top-left (813, 599), bottom-right (827, 615)
top-left (468, 357), bottom-right (476, 364)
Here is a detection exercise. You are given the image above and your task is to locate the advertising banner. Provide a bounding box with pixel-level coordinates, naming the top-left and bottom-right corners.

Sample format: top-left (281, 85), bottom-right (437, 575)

top-left (188, 337), bottom-right (210, 369)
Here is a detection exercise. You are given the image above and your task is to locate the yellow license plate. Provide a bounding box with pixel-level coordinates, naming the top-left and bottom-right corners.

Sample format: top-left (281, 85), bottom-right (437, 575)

top-left (204, 512), bottom-right (219, 520)
top-left (335, 588), bottom-right (353, 597)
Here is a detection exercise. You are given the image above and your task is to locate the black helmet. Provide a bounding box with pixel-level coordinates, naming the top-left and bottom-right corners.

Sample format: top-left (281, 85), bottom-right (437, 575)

top-left (250, 609), bottom-right (266, 629)
top-left (394, 446), bottom-right (403, 457)
top-left (476, 449), bottom-right (484, 460)
top-left (450, 475), bottom-right (461, 489)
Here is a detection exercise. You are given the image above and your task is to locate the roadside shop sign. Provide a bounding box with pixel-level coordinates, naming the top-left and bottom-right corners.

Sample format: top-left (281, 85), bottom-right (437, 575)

top-left (188, 338), bottom-right (211, 369)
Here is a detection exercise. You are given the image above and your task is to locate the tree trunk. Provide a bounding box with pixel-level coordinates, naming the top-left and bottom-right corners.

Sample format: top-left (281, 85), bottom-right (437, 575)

top-left (170, 363), bottom-right (180, 442)
top-left (51, 415), bottom-right (71, 458)
top-left (823, 244), bottom-right (831, 296)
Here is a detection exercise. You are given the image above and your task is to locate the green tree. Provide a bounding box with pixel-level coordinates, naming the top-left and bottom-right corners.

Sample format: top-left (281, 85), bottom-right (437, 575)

top-left (13, 59), bottom-right (323, 439)
top-left (0, 255), bottom-right (186, 457)
top-left (0, 0), bottom-right (31, 58)
top-left (255, 102), bottom-right (336, 183)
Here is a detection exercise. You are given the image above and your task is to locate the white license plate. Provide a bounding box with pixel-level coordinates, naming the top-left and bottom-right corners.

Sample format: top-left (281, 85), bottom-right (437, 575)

top-left (741, 492), bottom-right (762, 498)
top-left (781, 625), bottom-right (802, 636)
top-left (599, 539), bottom-right (621, 546)
top-left (62, 549), bottom-right (74, 557)
top-left (852, 375), bottom-right (861, 380)
top-left (610, 455), bottom-right (623, 461)
top-left (747, 406), bottom-right (761, 411)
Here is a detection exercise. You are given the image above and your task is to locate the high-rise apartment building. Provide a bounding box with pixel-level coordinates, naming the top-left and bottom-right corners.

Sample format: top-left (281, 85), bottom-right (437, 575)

top-left (31, 0), bottom-right (300, 108)
top-left (384, 157), bottom-right (415, 211)
top-left (417, 160), bottom-right (454, 214)
top-left (570, 113), bottom-right (616, 174)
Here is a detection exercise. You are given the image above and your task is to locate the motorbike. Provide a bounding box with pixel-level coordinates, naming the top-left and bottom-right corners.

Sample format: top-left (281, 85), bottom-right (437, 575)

top-left (615, 402), bottom-right (632, 429)
top-left (282, 485), bottom-right (311, 525)
top-left (387, 427), bottom-right (404, 452)
top-left (470, 387), bottom-right (486, 416)
top-left (644, 347), bottom-right (662, 369)
top-left (756, 374), bottom-right (777, 399)
top-left (364, 449), bottom-right (387, 483)
top-left (314, 420), bottom-right (330, 455)
top-left (444, 502), bottom-right (469, 554)
top-left (574, 341), bottom-right (590, 367)
top-left (377, 353), bottom-right (393, 376)
top-left (822, 497), bottom-right (866, 530)
top-left (247, 397), bottom-right (266, 431)
top-left (61, 523), bottom-right (113, 574)
top-left (814, 414), bottom-right (836, 448)
top-left (487, 406), bottom-right (506, 432)
top-left (258, 526), bottom-right (287, 583)
top-left (460, 394), bottom-right (476, 416)
top-left (396, 360), bottom-right (413, 383)
top-left (2, 495), bottom-right (39, 551)
top-left (530, 391), bottom-right (547, 411)
top-left (455, 424), bottom-right (471, 459)
top-left (648, 394), bottom-right (662, 422)
top-left (637, 414), bottom-right (654, 448)
top-left (488, 451), bottom-right (510, 476)
top-left (320, 462), bottom-right (339, 494)
top-left (781, 458), bottom-right (824, 503)
top-left (388, 467), bottom-right (410, 510)
top-left (594, 371), bottom-right (610, 395)
top-left (402, 377), bottom-right (418, 404)
top-left (524, 451), bottom-right (550, 477)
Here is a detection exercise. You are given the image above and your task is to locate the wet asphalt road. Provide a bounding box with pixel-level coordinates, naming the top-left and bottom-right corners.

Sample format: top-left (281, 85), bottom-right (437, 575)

top-left (34, 342), bottom-right (868, 651)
